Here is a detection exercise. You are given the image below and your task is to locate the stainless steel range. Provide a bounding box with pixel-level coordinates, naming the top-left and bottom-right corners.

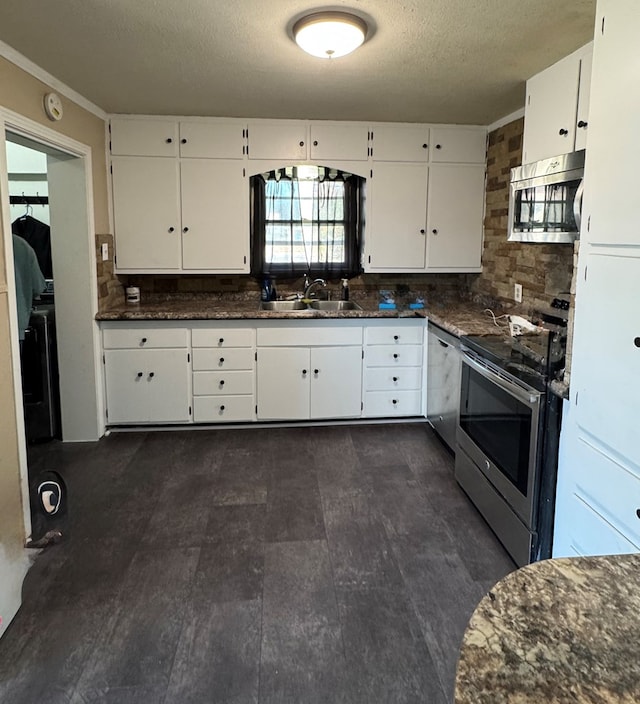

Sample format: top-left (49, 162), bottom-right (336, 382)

top-left (455, 324), bottom-right (566, 566)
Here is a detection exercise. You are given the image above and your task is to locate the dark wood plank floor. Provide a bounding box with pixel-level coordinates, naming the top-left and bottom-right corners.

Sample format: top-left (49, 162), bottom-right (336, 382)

top-left (0, 424), bottom-right (515, 703)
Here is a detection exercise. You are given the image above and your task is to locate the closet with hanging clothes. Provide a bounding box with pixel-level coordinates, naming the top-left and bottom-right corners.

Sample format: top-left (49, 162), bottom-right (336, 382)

top-left (7, 138), bottom-right (60, 443)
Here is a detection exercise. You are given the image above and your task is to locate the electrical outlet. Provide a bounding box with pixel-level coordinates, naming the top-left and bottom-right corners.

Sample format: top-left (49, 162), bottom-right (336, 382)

top-left (514, 283), bottom-right (523, 303)
top-left (101, 243), bottom-right (109, 261)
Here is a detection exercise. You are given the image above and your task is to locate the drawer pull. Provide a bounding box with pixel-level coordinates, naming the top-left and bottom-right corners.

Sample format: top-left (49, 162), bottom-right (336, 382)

top-left (220, 405), bottom-right (225, 411)
top-left (634, 337), bottom-right (640, 348)
top-left (219, 357), bottom-right (225, 363)
top-left (393, 335), bottom-right (399, 341)
top-left (636, 509), bottom-right (640, 519)
top-left (302, 369), bottom-right (307, 375)
top-left (219, 380), bottom-right (225, 386)
top-left (137, 372), bottom-right (143, 378)
top-left (438, 340), bottom-right (449, 348)
top-left (559, 128), bottom-right (569, 136)
top-left (181, 138), bottom-right (187, 144)
top-left (166, 137), bottom-right (173, 144)
top-left (219, 337), bottom-right (224, 345)
top-left (149, 372), bottom-right (155, 378)
top-left (168, 226), bottom-right (175, 233)
top-left (392, 399), bottom-right (398, 405)
top-left (141, 337), bottom-right (148, 344)
top-left (393, 376), bottom-right (399, 382)
top-left (393, 353), bottom-right (399, 359)
top-left (299, 141), bottom-right (304, 147)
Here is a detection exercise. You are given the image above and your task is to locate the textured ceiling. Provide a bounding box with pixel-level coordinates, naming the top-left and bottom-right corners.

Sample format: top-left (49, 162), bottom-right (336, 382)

top-left (0, 0), bottom-right (596, 124)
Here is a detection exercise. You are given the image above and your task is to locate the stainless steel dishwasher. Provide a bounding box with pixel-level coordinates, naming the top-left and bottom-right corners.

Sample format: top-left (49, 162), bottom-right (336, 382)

top-left (427, 321), bottom-right (461, 453)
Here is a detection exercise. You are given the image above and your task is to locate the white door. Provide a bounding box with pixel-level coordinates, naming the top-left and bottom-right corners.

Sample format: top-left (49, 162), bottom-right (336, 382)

top-left (104, 350), bottom-right (154, 423)
top-left (371, 124), bottom-right (429, 162)
top-left (247, 121), bottom-right (308, 161)
top-left (179, 121), bottom-right (245, 159)
top-left (429, 127), bottom-right (487, 164)
top-left (367, 162), bottom-right (428, 270)
top-left (180, 160), bottom-right (248, 271)
top-left (426, 164), bottom-right (485, 270)
top-left (256, 347), bottom-right (310, 420)
top-left (522, 52), bottom-right (580, 163)
top-left (111, 157), bottom-right (181, 270)
top-left (110, 118), bottom-right (178, 157)
top-left (310, 123), bottom-right (369, 161)
top-left (144, 349), bottom-right (191, 423)
top-left (310, 346), bottom-right (362, 419)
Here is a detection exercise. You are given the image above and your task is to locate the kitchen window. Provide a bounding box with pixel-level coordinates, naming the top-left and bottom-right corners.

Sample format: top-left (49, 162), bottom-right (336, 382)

top-left (250, 166), bottom-right (364, 278)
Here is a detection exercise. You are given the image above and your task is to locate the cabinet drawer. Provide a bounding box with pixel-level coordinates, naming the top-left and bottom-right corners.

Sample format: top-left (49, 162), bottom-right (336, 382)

top-left (103, 326), bottom-right (188, 349)
top-left (567, 494), bottom-right (639, 557)
top-left (193, 396), bottom-right (255, 423)
top-left (574, 437), bottom-right (640, 547)
top-left (192, 328), bottom-right (254, 348)
top-left (363, 391), bottom-right (423, 418)
top-left (192, 348), bottom-right (254, 371)
top-left (365, 327), bottom-right (424, 345)
top-left (257, 326), bottom-right (362, 347)
top-left (365, 345), bottom-right (423, 367)
top-left (193, 370), bottom-right (254, 396)
top-left (364, 367), bottom-right (422, 391)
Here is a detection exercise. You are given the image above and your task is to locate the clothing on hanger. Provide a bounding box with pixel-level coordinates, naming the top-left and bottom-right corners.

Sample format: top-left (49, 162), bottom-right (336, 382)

top-left (12, 215), bottom-right (52, 279)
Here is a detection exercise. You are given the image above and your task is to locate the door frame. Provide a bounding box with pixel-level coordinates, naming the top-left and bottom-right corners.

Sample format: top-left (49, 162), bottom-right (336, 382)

top-left (0, 105), bottom-right (105, 537)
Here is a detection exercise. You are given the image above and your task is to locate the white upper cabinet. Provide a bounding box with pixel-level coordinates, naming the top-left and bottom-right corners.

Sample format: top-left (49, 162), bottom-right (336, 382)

top-left (370, 124), bottom-right (429, 162)
top-left (522, 42), bottom-right (593, 164)
top-left (425, 164), bottom-right (485, 270)
top-left (430, 127), bottom-right (487, 163)
top-left (111, 156), bottom-right (181, 270)
top-left (179, 121), bottom-right (245, 159)
top-left (366, 162), bottom-right (428, 271)
top-left (247, 120), bottom-right (308, 161)
top-left (309, 122), bottom-right (369, 161)
top-left (180, 160), bottom-right (248, 271)
top-left (111, 118), bottom-right (178, 157)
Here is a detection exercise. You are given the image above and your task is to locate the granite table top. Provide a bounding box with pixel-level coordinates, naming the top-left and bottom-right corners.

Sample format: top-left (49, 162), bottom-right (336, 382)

top-left (455, 553), bottom-right (640, 703)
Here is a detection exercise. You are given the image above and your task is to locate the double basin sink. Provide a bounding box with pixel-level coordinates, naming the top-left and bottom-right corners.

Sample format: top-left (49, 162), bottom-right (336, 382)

top-left (260, 300), bottom-right (362, 312)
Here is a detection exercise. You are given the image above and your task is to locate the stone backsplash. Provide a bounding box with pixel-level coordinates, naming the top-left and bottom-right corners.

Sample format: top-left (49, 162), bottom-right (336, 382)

top-left (469, 117), bottom-right (574, 313)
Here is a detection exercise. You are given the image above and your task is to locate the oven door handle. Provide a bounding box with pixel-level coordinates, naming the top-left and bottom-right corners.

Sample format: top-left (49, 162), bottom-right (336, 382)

top-left (462, 352), bottom-right (541, 407)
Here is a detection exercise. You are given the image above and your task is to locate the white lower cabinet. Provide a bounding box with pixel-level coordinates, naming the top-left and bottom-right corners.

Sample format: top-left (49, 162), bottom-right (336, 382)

top-left (363, 320), bottom-right (425, 418)
top-left (256, 323), bottom-right (363, 421)
top-left (191, 324), bottom-right (255, 422)
top-left (102, 324), bottom-right (190, 424)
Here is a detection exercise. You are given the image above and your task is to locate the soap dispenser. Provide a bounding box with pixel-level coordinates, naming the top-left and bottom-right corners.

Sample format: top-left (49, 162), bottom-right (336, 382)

top-left (341, 278), bottom-right (350, 301)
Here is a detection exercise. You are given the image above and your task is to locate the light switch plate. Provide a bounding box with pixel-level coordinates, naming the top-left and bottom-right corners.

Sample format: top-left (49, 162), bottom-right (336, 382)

top-left (101, 243), bottom-right (109, 261)
top-left (514, 283), bottom-right (523, 303)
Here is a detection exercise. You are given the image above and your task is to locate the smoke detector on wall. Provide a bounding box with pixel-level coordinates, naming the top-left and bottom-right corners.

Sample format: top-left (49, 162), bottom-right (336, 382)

top-left (43, 92), bottom-right (63, 122)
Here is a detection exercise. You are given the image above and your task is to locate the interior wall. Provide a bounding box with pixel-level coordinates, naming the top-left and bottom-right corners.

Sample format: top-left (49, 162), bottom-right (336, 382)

top-left (0, 55), bottom-right (109, 637)
top-left (469, 117), bottom-right (574, 310)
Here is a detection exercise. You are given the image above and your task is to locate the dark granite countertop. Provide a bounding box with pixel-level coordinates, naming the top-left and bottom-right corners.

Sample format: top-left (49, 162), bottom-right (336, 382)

top-left (455, 554), bottom-right (640, 703)
top-left (95, 296), bottom-right (504, 335)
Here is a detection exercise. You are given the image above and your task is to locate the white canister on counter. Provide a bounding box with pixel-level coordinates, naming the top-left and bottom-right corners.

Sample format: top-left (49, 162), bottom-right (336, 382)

top-left (125, 286), bottom-right (140, 304)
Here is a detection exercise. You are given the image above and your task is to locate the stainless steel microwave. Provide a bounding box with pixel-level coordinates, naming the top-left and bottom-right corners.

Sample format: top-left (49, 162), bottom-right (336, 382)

top-left (508, 150), bottom-right (585, 244)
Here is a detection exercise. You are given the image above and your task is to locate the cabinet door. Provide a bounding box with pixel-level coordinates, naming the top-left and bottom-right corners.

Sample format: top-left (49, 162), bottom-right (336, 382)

top-left (104, 348), bottom-right (189, 423)
top-left (144, 349), bottom-right (191, 423)
top-left (430, 127), bottom-right (487, 164)
top-left (256, 347), bottom-right (310, 420)
top-left (179, 121), bottom-right (245, 159)
top-left (426, 164), bottom-right (485, 270)
top-left (522, 52), bottom-right (580, 163)
top-left (111, 157), bottom-right (181, 270)
top-left (581, 4), bottom-right (640, 246)
top-left (371, 125), bottom-right (429, 162)
top-left (310, 123), bottom-right (369, 161)
top-left (366, 163), bottom-right (428, 270)
top-left (180, 160), bottom-right (248, 271)
top-left (247, 121), bottom-right (308, 161)
top-left (110, 118), bottom-right (178, 157)
top-left (310, 346), bottom-right (362, 419)
top-left (573, 253), bottom-right (640, 469)
top-left (104, 350), bottom-right (153, 423)
top-left (574, 44), bottom-right (593, 152)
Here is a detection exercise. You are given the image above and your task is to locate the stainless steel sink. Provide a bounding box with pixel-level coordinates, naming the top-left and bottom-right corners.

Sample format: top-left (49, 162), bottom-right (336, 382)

top-left (260, 300), bottom-right (308, 311)
top-left (309, 300), bottom-right (362, 311)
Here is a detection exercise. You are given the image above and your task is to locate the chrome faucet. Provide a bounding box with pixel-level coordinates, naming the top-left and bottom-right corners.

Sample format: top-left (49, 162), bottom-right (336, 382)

top-left (303, 275), bottom-right (327, 300)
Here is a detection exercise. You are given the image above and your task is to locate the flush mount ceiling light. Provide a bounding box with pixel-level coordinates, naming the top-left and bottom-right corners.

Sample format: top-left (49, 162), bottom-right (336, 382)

top-left (293, 11), bottom-right (367, 59)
